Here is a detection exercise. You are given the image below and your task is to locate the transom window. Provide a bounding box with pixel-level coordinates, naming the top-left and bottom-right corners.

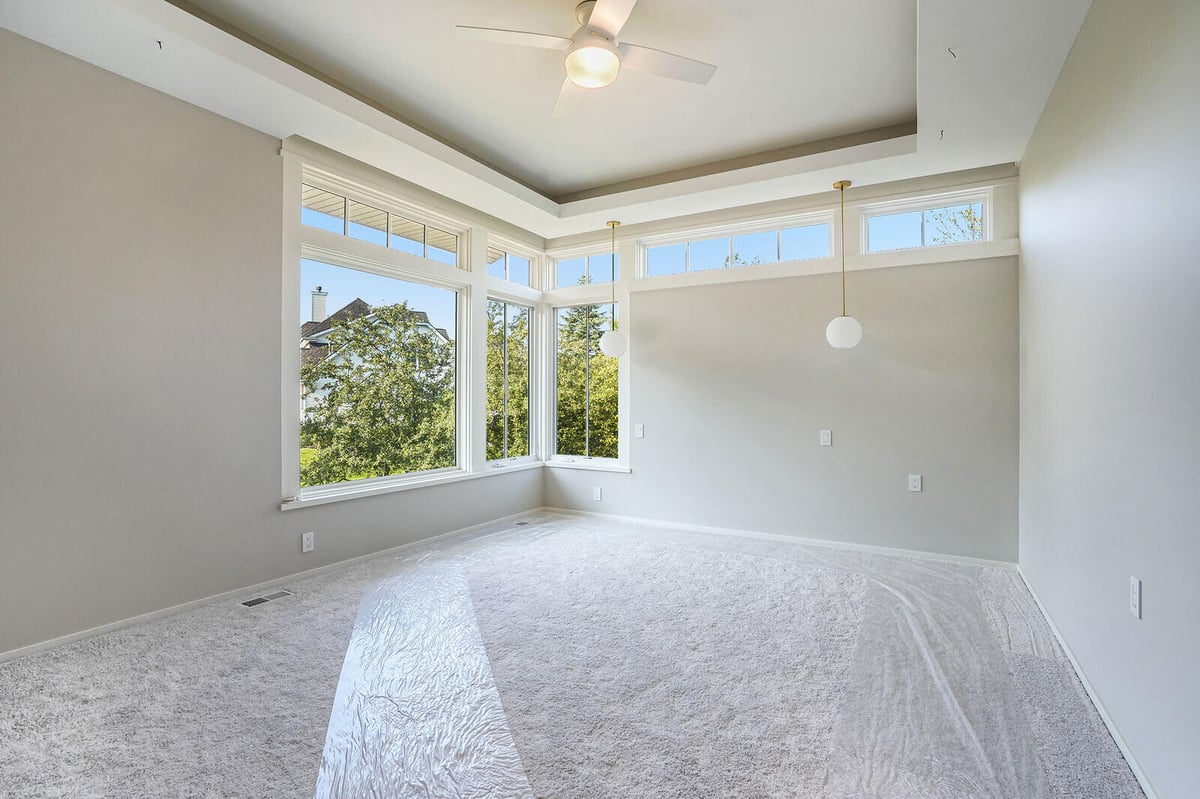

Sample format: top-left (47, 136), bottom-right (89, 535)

top-left (865, 197), bottom-right (987, 253)
top-left (487, 247), bottom-right (533, 286)
top-left (645, 221), bottom-right (830, 277)
top-left (301, 184), bottom-right (459, 266)
top-left (555, 252), bottom-right (619, 287)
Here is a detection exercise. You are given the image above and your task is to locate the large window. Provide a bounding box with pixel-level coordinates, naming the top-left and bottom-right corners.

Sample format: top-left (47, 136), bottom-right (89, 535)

top-left (865, 199), bottom-right (986, 252)
top-left (555, 304), bottom-right (618, 459)
top-left (486, 300), bottom-right (531, 460)
top-left (645, 221), bottom-right (830, 276)
top-left (299, 258), bottom-right (458, 487)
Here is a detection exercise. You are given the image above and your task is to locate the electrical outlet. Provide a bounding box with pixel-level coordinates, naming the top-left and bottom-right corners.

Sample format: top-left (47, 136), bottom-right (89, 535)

top-left (301, 531), bottom-right (314, 553)
top-left (1129, 575), bottom-right (1141, 619)
top-left (908, 474), bottom-right (922, 492)
top-left (592, 486), bottom-right (602, 502)
top-left (634, 424), bottom-right (645, 439)
top-left (819, 430), bottom-right (832, 446)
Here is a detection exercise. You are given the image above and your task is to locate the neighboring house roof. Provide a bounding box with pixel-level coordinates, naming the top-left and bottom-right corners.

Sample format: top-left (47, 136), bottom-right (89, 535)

top-left (301, 298), bottom-right (451, 366)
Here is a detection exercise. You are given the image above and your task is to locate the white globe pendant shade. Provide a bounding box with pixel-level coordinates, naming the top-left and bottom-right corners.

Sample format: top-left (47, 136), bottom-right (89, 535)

top-left (826, 315), bottom-right (863, 349)
top-left (599, 329), bottom-right (627, 357)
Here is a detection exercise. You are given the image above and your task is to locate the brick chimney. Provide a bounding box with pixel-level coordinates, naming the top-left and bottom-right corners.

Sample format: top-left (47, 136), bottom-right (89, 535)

top-left (311, 286), bottom-right (328, 322)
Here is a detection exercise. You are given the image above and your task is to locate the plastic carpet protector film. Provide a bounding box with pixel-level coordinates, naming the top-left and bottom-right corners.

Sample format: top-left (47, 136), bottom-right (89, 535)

top-left (314, 515), bottom-right (1143, 799)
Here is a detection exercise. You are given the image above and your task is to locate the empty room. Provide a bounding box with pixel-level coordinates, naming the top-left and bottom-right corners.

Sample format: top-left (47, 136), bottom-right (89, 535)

top-left (1, 0), bottom-right (1196, 797)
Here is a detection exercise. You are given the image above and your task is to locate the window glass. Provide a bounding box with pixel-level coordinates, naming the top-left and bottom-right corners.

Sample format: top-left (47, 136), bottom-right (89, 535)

top-left (555, 304), bottom-right (618, 459)
top-left (689, 237), bottom-right (730, 271)
top-left (556, 257), bottom-right (587, 287)
top-left (924, 202), bottom-right (985, 246)
top-left (780, 223), bottom-right (831, 261)
top-left (646, 243), bottom-right (686, 276)
top-left (425, 227), bottom-right (458, 266)
top-left (487, 247), bottom-right (507, 280)
top-left (487, 300), bottom-right (531, 460)
top-left (731, 230), bottom-right (777, 267)
top-left (347, 201), bottom-right (387, 247)
top-left (388, 215), bottom-right (424, 256)
top-left (867, 210), bottom-right (923, 252)
top-left (587, 253), bottom-right (619, 284)
top-left (299, 259), bottom-right (457, 487)
top-left (301, 185), bottom-right (345, 234)
top-left (508, 255), bottom-right (531, 287)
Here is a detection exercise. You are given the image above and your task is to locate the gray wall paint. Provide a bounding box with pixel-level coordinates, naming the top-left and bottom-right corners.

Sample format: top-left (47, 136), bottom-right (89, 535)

top-left (1018, 1), bottom-right (1200, 796)
top-left (547, 257), bottom-right (1019, 562)
top-left (0, 31), bottom-right (541, 653)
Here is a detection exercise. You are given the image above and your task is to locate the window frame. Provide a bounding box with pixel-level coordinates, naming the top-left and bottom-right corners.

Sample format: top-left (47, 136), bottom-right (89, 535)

top-left (485, 296), bottom-right (537, 467)
top-left (860, 188), bottom-right (993, 254)
top-left (550, 300), bottom-right (622, 465)
top-left (485, 235), bottom-right (542, 289)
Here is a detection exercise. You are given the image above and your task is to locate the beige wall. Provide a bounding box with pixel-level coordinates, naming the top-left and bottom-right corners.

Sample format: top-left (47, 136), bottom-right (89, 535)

top-left (1019, 1), bottom-right (1200, 796)
top-left (0, 30), bottom-right (541, 653)
top-left (547, 256), bottom-right (1020, 562)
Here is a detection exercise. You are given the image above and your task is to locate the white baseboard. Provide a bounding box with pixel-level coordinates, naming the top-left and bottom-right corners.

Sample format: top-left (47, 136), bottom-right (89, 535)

top-left (0, 508), bottom-right (540, 664)
top-left (541, 506), bottom-right (1018, 569)
top-left (1016, 567), bottom-right (1158, 799)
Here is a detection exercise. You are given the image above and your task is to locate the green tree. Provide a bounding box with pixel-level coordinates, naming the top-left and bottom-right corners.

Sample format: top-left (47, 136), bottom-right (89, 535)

top-left (926, 203), bottom-right (984, 245)
top-left (300, 303), bottom-right (455, 486)
top-left (555, 303), bottom-right (618, 459)
top-left (486, 301), bottom-right (531, 460)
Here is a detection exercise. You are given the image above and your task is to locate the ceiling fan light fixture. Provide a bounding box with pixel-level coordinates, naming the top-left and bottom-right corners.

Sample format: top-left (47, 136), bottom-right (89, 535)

top-left (565, 30), bottom-right (621, 88)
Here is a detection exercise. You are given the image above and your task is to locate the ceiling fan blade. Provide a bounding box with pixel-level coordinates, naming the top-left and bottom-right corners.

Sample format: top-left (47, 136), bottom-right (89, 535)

top-left (618, 42), bottom-right (717, 85)
top-left (455, 25), bottom-right (570, 51)
top-left (551, 77), bottom-right (588, 119)
top-left (587, 0), bottom-right (639, 37)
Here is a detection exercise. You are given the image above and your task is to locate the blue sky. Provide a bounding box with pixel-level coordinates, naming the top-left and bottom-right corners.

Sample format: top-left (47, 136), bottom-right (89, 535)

top-left (300, 259), bottom-right (457, 333)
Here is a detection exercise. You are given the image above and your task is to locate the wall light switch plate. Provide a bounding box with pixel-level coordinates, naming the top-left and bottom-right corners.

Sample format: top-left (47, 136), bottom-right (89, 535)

top-left (819, 430), bottom-right (832, 447)
top-left (592, 487), bottom-right (602, 502)
top-left (301, 531), bottom-right (315, 553)
top-left (908, 474), bottom-right (922, 492)
top-left (634, 424), bottom-right (645, 439)
top-left (1130, 575), bottom-right (1142, 619)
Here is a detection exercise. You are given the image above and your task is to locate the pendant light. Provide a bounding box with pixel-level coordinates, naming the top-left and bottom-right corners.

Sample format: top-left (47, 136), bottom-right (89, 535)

top-left (826, 179), bottom-right (863, 349)
top-left (598, 220), bottom-right (628, 357)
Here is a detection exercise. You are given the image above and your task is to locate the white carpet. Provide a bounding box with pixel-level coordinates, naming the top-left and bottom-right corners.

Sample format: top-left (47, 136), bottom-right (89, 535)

top-left (1, 514), bottom-right (1145, 798)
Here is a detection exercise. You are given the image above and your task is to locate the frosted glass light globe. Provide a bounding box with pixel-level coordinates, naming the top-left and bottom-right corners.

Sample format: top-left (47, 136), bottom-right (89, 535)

top-left (599, 329), bottom-right (627, 357)
top-left (826, 315), bottom-right (863, 349)
top-left (565, 34), bottom-right (621, 88)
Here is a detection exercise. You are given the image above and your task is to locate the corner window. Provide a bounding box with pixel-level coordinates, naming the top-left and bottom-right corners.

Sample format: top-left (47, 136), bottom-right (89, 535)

top-left (486, 300), bottom-right (531, 460)
top-left (865, 199), bottom-right (985, 252)
top-left (555, 303), bottom-right (618, 459)
top-left (299, 259), bottom-right (457, 487)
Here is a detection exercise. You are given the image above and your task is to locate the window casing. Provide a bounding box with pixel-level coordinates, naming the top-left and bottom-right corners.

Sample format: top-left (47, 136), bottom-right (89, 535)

top-left (486, 247), bottom-right (533, 287)
top-left (554, 303), bottom-right (619, 460)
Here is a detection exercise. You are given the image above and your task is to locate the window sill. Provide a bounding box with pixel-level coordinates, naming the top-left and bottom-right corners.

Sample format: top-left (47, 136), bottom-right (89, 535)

top-left (281, 460), bottom-right (544, 511)
top-left (544, 459), bottom-right (632, 474)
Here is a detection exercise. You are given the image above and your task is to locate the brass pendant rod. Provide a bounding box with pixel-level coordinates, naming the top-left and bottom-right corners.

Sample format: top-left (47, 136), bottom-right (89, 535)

top-left (833, 180), bottom-right (852, 317)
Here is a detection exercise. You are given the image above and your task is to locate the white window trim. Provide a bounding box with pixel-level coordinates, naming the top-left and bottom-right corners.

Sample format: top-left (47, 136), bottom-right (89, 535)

top-left (860, 186), bottom-right (993, 254)
top-left (486, 234), bottom-right (543, 290)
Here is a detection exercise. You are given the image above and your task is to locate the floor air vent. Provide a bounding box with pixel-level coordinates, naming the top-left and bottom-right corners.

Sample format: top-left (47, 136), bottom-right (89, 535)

top-left (241, 589), bottom-right (293, 608)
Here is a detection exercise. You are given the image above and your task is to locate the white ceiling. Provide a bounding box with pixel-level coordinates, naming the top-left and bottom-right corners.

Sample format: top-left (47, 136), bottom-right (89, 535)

top-left (178, 0), bottom-right (919, 200)
top-left (0, 0), bottom-right (1092, 239)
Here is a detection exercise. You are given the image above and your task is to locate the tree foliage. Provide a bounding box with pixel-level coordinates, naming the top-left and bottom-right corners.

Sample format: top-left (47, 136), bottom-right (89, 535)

top-left (300, 303), bottom-right (455, 486)
top-left (486, 301), bottom-right (530, 460)
top-left (555, 303), bottom-right (618, 459)
top-left (926, 203), bottom-right (984, 246)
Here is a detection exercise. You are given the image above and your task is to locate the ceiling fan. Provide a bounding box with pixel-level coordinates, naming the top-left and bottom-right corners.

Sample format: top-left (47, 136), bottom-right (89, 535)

top-left (456, 0), bottom-right (717, 115)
